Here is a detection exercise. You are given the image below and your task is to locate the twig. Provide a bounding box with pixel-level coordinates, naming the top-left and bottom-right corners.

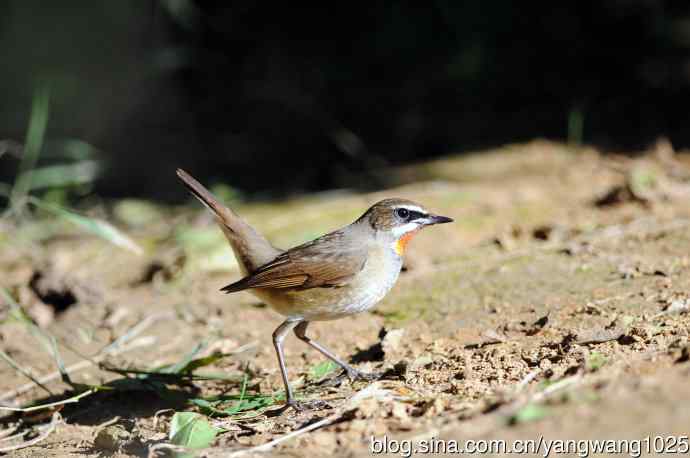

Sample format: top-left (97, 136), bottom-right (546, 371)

top-left (91, 416), bottom-right (121, 433)
top-left (0, 336), bottom-right (155, 403)
top-left (148, 442), bottom-right (190, 457)
top-left (515, 369), bottom-right (541, 392)
top-left (152, 409), bottom-right (175, 431)
top-left (0, 389), bottom-right (94, 412)
top-left (530, 374), bottom-right (582, 403)
top-left (0, 424), bottom-right (20, 440)
top-left (0, 429), bottom-right (27, 444)
top-left (233, 415), bottom-right (336, 456)
top-left (0, 349), bottom-right (53, 397)
top-left (100, 311), bottom-right (175, 354)
top-left (0, 411), bottom-right (60, 453)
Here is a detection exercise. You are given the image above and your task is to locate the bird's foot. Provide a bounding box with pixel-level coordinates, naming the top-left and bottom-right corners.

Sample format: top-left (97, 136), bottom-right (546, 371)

top-left (345, 368), bottom-right (382, 382)
top-left (280, 398), bottom-right (331, 413)
top-left (317, 368), bottom-right (383, 388)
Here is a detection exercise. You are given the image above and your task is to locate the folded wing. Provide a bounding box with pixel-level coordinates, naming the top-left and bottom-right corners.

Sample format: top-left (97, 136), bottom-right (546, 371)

top-left (221, 230), bottom-right (367, 292)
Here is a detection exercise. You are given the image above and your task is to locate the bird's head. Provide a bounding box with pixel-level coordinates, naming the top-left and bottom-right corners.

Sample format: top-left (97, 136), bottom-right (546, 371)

top-left (359, 198), bottom-right (453, 255)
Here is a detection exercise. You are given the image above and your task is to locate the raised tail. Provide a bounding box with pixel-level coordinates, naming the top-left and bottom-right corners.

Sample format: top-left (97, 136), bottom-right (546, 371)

top-left (177, 168), bottom-right (237, 223)
top-left (176, 169), bottom-right (282, 274)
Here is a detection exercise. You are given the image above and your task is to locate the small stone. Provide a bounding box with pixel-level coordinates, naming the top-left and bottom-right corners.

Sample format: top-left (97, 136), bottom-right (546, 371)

top-left (666, 299), bottom-right (689, 314)
top-left (382, 328), bottom-right (406, 359)
top-left (391, 402), bottom-right (408, 421)
top-left (409, 355), bottom-right (433, 371)
top-left (356, 398), bottom-right (380, 418)
top-left (94, 425), bottom-right (131, 452)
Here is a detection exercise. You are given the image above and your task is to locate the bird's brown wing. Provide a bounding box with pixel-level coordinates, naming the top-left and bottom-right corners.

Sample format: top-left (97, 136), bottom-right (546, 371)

top-left (220, 230), bottom-right (367, 293)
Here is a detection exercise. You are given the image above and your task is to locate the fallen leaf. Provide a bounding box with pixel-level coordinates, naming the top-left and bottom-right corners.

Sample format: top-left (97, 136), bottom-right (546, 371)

top-left (169, 412), bottom-right (219, 457)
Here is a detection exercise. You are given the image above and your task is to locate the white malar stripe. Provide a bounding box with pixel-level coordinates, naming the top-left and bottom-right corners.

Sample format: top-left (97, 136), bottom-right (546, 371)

top-left (391, 222), bottom-right (420, 238)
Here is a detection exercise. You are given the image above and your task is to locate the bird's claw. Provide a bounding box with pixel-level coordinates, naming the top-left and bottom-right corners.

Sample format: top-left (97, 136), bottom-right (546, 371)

top-left (315, 368), bottom-right (383, 388)
top-left (282, 398), bottom-right (330, 413)
top-left (345, 369), bottom-right (382, 382)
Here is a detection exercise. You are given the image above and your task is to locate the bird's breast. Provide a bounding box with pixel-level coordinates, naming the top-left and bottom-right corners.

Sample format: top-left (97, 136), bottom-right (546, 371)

top-left (344, 245), bottom-right (403, 312)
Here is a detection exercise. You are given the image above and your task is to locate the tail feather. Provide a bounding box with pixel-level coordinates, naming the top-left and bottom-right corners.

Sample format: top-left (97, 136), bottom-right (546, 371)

top-left (176, 168), bottom-right (282, 274)
top-left (176, 168), bottom-right (235, 223)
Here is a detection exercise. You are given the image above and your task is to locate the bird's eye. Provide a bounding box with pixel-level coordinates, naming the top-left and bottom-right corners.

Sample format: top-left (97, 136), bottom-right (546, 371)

top-left (395, 208), bottom-right (410, 220)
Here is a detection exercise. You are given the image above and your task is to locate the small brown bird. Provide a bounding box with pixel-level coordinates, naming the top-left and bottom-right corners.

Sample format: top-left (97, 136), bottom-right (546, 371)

top-left (177, 169), bottom-right (452, 409)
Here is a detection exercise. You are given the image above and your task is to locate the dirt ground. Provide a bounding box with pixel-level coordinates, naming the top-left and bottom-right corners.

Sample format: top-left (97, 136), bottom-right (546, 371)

top-left (2, 140), bottom-right (690, 457)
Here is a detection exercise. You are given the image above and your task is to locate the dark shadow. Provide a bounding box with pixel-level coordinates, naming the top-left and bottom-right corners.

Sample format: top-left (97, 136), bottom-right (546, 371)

top-left (349, 343), bottom-right (384, 364)
top-left (29, 271), bottom-right (77, 314)
top-left (0, 384), bottom-right (195, 430)
top-left (349, 327), bottom-right (387, 364)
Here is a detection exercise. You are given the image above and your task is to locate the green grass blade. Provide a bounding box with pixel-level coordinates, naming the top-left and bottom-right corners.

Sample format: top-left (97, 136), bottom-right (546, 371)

top-left (159, 342), bottom-right (206, 374)
top-left (238, 372), bottom-right (248, 402)
top-left (0, 349), bottom-right (53, 396)
top-left (0, 287), bottom-right (22, 313)
top-left (30, 199), bottom-right (143, 255)
top-left (310, 360), bottom-right (338, 380)
top-left (11, 84), bottom-right (51, 208)
top-left (508, 403), bottom-right (550, 425)
top-left (1, 287), bottom-right (74, 387)
top-left (15, 160), bottom-right (99, 191)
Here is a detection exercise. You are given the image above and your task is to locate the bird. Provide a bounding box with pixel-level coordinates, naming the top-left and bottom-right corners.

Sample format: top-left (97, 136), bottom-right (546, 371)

top-left (176, 168), bottom-right (453, 410)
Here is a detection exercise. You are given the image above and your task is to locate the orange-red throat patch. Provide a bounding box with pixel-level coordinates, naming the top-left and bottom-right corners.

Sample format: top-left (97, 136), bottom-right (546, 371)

top-left (394, 230), bottom-right (419, 255)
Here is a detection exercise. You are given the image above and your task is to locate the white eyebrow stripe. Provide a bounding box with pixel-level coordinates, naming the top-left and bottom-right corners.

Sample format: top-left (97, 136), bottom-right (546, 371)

top-left (396, 205), bottom-right (426, 214)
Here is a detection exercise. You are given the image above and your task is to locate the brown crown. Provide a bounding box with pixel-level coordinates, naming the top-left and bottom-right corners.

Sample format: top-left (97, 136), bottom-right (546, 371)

top-left (358, 198), bottom-right (427, 231)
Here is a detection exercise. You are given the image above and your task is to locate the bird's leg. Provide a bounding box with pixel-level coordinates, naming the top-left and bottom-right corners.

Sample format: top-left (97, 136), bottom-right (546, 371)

top-left (272, 320), bottom-right (301, 409)
top-left (294, 321), bottom-right (380, 382)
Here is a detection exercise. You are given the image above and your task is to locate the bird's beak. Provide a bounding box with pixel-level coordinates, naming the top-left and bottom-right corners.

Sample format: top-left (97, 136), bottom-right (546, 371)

top-left (423, 214), bottom-right (454, 225)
